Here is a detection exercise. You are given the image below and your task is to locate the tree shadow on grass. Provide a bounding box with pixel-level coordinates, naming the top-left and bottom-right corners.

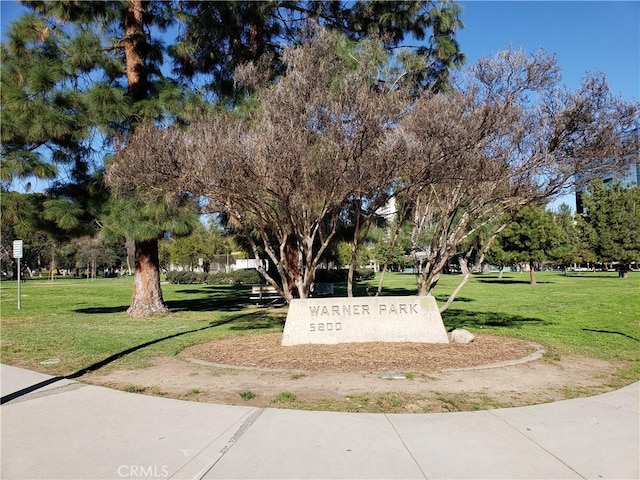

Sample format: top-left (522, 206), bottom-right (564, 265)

top-left (228, 310), bottom-right (286, 330)
top-left (564, 274), bottom-right (624, 279)
top-left (74, 306), bottom-right (129, 314)
top-left (442, 309), bottom-right (549, 331)
top-left (477, 277), bottom-right (553, 285)
top-left (74, 285), bottom-right (253, 314)
top-left (434, 294), bottom-right (473, 304)
top-left (169, 285), bottom-right (260, 312)
top-left (0, 310), bottom-right (280, 405)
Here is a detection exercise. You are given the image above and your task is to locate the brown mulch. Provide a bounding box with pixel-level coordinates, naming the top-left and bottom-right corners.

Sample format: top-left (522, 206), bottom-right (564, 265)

top-left (183, 332), bottom-right (540, 373)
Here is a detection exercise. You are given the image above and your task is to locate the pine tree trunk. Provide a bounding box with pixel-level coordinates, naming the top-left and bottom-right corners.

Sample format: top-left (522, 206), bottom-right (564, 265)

top-left (127, 238), bottom-right (169, 317)
top-left (124, 0), bottom-right (146, 99)
top-left (122, 0), bottom-right (168, 316)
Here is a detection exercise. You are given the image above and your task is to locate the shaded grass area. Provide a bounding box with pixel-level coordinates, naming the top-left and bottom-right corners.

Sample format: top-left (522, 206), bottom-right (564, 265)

top-left (1, 271), bottom-right (638, 383)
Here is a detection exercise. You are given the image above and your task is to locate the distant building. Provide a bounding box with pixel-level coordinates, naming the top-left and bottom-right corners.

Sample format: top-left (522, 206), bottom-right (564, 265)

top-left (376, 196), bottom-right (397, 221)
top-left (576, 128), bottom-right (640, 213)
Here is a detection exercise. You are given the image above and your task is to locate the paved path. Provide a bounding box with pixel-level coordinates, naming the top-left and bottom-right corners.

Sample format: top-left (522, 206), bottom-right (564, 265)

top-left (1, 364), bottom-right (638, 479)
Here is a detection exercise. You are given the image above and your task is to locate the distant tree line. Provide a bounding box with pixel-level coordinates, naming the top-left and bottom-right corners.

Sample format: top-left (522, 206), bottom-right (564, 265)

top-left (3, 180), bottom-right (638, 291)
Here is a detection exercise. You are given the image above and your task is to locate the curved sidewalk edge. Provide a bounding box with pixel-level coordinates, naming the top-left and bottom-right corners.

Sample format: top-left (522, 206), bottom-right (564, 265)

top-left (1, 363), bottom-right (638, 480)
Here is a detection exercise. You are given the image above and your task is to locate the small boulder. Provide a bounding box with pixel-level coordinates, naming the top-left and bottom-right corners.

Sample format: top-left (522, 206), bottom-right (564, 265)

top-left (450, 328), bottom-right (475, 344)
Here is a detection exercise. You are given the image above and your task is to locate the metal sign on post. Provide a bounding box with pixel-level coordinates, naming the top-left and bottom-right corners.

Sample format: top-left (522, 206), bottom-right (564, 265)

top-left (13, 240), bottom-right (23, 259)
top-left (13, 240), bottom-right (23, 309)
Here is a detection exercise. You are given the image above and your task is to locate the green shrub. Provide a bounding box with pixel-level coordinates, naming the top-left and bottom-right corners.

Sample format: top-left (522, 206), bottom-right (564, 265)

top-left (205, 272), bottom-right (236, 285)
top-left (355, 268), bottom-right (375, 281)
top-left (165, 271), bottom-right (206, 284)
top-left (315, 268), bottom-right (374, 282)
top-left (167, 268), bottom-right (264, 285)
top-left (167, 267), bottom-right (371, 285)
top-left (231, 269), bottom-right (262, 285)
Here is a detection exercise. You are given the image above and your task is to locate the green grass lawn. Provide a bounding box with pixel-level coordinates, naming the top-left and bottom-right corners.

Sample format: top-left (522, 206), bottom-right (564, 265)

top-left (1, 271), bottom-right (638, 381)
top-left (0, 277), bottom-right (285, 375)
top-left (434, 272), bottom-right (640, 378)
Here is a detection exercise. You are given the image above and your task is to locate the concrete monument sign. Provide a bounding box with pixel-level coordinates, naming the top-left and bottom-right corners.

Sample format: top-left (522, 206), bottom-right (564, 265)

top-left (282, 295), bottom-right (449, 346)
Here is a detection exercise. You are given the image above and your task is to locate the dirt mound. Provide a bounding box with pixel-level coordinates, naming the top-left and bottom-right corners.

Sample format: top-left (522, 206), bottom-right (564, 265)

top-left (183, 332), bottom-right (540, 372)
top-left (84, 332), bottom-right (627, 413)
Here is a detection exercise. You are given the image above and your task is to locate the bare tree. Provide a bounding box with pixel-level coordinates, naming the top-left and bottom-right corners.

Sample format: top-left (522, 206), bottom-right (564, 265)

top-left (110, 31), bottom-right (408, 302)
top-left (402, 49), bottom-right (638, 303)
top-left (188, 32), bottom-right (408, 301)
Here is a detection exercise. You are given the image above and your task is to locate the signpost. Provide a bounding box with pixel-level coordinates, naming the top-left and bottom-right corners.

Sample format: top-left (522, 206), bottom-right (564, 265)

top-left (13, 240), bottom-right (23, 309)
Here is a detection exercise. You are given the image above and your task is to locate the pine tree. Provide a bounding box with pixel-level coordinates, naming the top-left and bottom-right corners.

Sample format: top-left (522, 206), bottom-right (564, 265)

top-left (171, 1), bottom-right (466, 100)
top-left (2, 1), bottom-right (468, 314)
top-left (1, 1), bottom-right (196, 316)
top-left (580, 180), bottom-right (640, 276)
top-left (498, 206), bottom-right (563, 285)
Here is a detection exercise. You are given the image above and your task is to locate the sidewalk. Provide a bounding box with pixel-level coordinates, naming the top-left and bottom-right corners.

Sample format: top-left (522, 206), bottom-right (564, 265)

top-left (1, 363), bottom-right (638, 479)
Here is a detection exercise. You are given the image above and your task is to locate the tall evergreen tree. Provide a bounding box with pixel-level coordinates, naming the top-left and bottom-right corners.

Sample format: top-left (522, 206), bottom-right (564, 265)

top-left (551, 203), bottom-right (579, 273)
top-left (1, 1), bottom-right (197, 316)
top-left (580, 179), bottom-right (640, 276)
top-left (497, 206), bottom-right (563, 285)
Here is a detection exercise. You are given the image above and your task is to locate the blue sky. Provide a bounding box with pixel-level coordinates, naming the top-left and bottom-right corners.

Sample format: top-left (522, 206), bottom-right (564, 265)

top-left (2, 0), bottom-right (638, 207)
top-left (457, 1), bottom-right (639, 102)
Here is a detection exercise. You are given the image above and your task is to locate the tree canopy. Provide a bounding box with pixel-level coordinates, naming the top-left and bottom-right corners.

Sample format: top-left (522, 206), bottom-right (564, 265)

top-left (108, 30), bottom-right (639, 303)
top-left (108, 31), bottom-right (410, 301)
top-left (497, 205), bottom-right (563, 285)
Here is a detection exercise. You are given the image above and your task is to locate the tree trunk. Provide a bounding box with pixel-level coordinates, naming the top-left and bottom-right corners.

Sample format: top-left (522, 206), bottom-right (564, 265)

top-left (50, 249), bottom-right (55, 281)
top-left (284, 235), bottom-right (301, 299)
top-left (127, 238), bottom-right (169, 317)
top-left (123, 0), bottom-right (146, 100)
top-left (439, 255), bottom-right (471, 313)
top-left (347, 234), bottom-right (360, 297)
top-left (126, 238), bottom-right (134, 275)
top-left (347, 199), bottom-right (363, 298)
top-left (529, 260), bottom-right (537, 285)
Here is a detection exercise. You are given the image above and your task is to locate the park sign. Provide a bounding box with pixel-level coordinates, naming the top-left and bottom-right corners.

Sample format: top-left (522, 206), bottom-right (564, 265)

top-left (282, 295), bottom-right (449, 346)
top-left (13, 240), bottom-right (24, 310)
top-left (13, 240), bottom-right (23, 259)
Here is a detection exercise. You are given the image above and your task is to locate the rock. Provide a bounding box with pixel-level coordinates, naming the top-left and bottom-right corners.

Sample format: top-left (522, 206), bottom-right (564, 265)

top-left (450, 329), bottom-right (475, 344)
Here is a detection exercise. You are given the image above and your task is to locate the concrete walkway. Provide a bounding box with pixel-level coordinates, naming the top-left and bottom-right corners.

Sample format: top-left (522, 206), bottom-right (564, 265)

top-left (1, 363), bottom-right (638, 479)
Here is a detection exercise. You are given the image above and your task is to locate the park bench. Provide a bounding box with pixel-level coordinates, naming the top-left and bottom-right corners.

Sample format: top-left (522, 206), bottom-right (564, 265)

top-left (250, 285), bottom-right (284, 306)
top-left (249, 282), bottom-right (334, 306)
